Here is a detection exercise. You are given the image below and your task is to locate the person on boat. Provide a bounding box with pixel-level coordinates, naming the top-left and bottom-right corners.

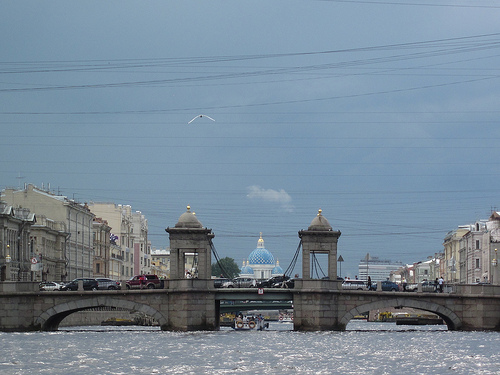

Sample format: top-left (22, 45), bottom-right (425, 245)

top-left (257, 314), bottom-right (265, 330)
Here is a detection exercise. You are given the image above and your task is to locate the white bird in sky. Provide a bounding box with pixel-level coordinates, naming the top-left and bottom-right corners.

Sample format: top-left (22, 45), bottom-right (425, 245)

top-left (187, 114), bottom-right (216, 124)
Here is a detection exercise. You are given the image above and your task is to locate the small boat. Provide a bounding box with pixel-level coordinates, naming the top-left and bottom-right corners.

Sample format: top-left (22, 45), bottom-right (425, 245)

top-left (232, 315), bottom-right (269, 331)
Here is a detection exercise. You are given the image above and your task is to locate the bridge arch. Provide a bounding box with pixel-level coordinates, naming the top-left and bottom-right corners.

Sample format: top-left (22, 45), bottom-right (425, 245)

top-left (35, 296), bottom-right (167, 331)
top-left (340, 297), bottom-right (462, 330)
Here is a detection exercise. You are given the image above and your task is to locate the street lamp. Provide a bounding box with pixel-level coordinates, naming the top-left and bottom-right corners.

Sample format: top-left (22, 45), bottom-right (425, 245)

top-left (492, 249), bottom-right (498, 285)
top-left (5, 247), bottom-right (12, 281)
top-left (338, 255), bottom-right (344, 278)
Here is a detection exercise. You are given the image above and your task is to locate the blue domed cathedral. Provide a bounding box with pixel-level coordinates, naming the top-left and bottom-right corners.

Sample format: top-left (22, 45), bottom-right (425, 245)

top-left (240, 233), bottom-right (284, 280)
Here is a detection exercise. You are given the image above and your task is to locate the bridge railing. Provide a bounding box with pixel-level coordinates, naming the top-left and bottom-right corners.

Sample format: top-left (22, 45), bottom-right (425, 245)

top-left (455, 283), bottom-right (500, 295)
top-left (0, 281), bottom-right (39, 293)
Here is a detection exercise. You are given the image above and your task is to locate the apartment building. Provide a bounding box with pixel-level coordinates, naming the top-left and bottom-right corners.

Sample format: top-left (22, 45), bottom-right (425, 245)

top-left (2, 184), bottom-right (94, 280)
top-left (89, 202), bottom-right (149, 278)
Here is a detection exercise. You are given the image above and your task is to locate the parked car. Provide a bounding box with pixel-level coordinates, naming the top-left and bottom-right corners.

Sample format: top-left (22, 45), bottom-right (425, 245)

top-left (214, 278), bottom-right (231, 288)
top-left (275, 278), bottom-right (295, 289)
top-left (342, 280), bottom-right (367, 290)
top-left (221, 279), bottom-right (235, 288)
top-left (125, 274), bottom-right (161, 289)
top-left (257, 275), bottom-right (290, 288)
top-left (374, 280), bottom-right (400, 291)
top-left (39, 281), bottom-right (62, 291)
top-left (421, 280), bottom-right (438, 292)
top-left (95, 278), bottom-right (121, 290)
top-left (60, 278), bottom-right (99, 291)
top-left (232, 277), bottom-right (257, 288)
top-left (407, 280), bottom-right (437, 292)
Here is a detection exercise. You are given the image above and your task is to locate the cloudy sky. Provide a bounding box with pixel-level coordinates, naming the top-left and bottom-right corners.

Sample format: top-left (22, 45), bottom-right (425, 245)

top-left (2, 1), bottom-right (500, 278)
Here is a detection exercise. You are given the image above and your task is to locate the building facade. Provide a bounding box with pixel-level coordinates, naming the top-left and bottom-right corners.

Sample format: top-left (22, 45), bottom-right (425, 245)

top-left (131, 210), bottom-right (150, 275)
top-left (30, 215), bottom-right (68, 281)
top-left (244, 233), bottom-right (279, 280)
top-left (2, 185), bottom-right (94, 280)
top-left (151, 247), bottom-right (170, 278)
top-left (358, 254), bottom-right (403, 282)
top-left (93, 218), bottom-right (111, 278)
top-left (89, 202), bottom-right (150, 278)
top-left (443, 226), bottom-right (470, 284)
top-left (0, 202), bottom-right (36, 281)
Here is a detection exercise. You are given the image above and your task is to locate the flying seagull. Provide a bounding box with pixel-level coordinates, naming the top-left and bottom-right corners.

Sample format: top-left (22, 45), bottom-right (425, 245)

top-left (188, 114), bottom-right (216, 124)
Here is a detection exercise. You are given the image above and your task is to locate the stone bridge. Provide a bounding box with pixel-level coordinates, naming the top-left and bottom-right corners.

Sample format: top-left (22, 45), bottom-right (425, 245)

top-left (2, 207), bottom-right (500, 332)
top-left (292, 280), bottom-right (500, 331)
top-left (1, 280), bottom-right (499, 331)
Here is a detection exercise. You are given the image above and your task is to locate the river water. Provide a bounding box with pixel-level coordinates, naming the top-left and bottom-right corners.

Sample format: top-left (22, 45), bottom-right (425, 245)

top-left (1, 321), bottom-right (499, 375)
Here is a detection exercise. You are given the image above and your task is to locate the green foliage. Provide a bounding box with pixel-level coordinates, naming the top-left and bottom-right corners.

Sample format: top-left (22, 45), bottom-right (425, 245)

top-left (212, 257), bottom-right (240, 278)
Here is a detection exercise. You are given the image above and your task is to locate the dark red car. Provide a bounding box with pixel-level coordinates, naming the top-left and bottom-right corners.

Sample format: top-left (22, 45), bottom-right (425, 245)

top-left (125, 274), bottom-right (161, 289)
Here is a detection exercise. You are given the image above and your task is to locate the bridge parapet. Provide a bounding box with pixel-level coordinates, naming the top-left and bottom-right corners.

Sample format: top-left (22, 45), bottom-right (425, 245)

top-left (0, 281), bottom-right (38, 293)
top-left (455, 284), bottom-right (500, 295)
top-left (294, 279), bottom-right (341, 291)
top-left (166, 278), bottom-right (213, 290)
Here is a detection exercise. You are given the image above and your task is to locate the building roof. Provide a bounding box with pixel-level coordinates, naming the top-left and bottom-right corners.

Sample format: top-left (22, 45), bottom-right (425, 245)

top-left (175, 205), bottom-right (203, 228)
top-left (272, 260), bottom-right (284, 275)
top-left (240, 260), bottom-right (254, 275)
top-left (248, 233), bottom-right (275, 265)
top-left (308, 209), bottom-right (332, 231)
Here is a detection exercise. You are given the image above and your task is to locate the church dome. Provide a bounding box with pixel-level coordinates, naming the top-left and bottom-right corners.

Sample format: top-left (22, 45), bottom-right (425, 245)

top-left (272, 260), bottom-right (284, 275)
top-left (240, 260), bottom-right (254, 275)
top-left (248, 233), bottom-right (275, 265)
top-left (308, 209), bottom-right (332, 231)
top-left (175, 205), bottom-right (203, 228)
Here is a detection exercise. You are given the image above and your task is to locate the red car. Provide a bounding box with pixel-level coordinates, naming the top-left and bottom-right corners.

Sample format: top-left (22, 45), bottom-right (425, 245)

top-left (125, 274), bottom-right (161, 289)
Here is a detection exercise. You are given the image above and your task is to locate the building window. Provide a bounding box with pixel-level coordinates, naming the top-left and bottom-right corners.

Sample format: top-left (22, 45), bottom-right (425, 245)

top-left (476, 240), bottom-right (480, 249)
top-left (475, 258), bottom-right (480, 269)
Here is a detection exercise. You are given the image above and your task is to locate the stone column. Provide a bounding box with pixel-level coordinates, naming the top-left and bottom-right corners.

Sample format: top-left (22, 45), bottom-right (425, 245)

top-left (295, 210), bottom-right (342, 331)
top-left (165, 206), bottom-right (214, 281)
top-left (298, 209), bottom-right (341, 281)
top-left (164, 206), bottom-right (217, 331)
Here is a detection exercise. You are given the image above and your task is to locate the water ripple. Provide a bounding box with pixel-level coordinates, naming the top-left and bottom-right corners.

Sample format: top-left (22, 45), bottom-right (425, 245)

top-left (0, 322), bottom-right (499, 374)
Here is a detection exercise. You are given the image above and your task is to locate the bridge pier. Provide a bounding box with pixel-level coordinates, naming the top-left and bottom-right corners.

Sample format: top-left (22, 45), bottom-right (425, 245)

top-left (293, 280), bottom-right (345, 331)
top-left (163, 280), bottom-right (217, 331)
top-left (164, 206), bottom-right (217, 331)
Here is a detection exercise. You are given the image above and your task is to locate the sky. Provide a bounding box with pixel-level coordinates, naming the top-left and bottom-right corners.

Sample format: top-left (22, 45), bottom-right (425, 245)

top-left (1, 1), bottom-right (500, 278)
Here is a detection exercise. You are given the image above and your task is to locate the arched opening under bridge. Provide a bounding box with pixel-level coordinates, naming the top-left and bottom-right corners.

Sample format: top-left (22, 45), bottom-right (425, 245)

top-left (35, 296), bottom-right (167, 331)
top-left (341, 298), bottom-right (461, 331)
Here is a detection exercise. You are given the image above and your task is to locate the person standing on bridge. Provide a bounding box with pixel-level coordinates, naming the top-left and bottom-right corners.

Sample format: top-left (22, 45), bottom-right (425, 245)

top-left (438, 276), bottom-right (444, 293)
top-left (367, 276), bottom-right (372, 291)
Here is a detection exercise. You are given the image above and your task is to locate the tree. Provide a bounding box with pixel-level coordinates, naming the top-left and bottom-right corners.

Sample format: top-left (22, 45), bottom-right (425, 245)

top-left (212, 257), bottom-right (240, 278)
